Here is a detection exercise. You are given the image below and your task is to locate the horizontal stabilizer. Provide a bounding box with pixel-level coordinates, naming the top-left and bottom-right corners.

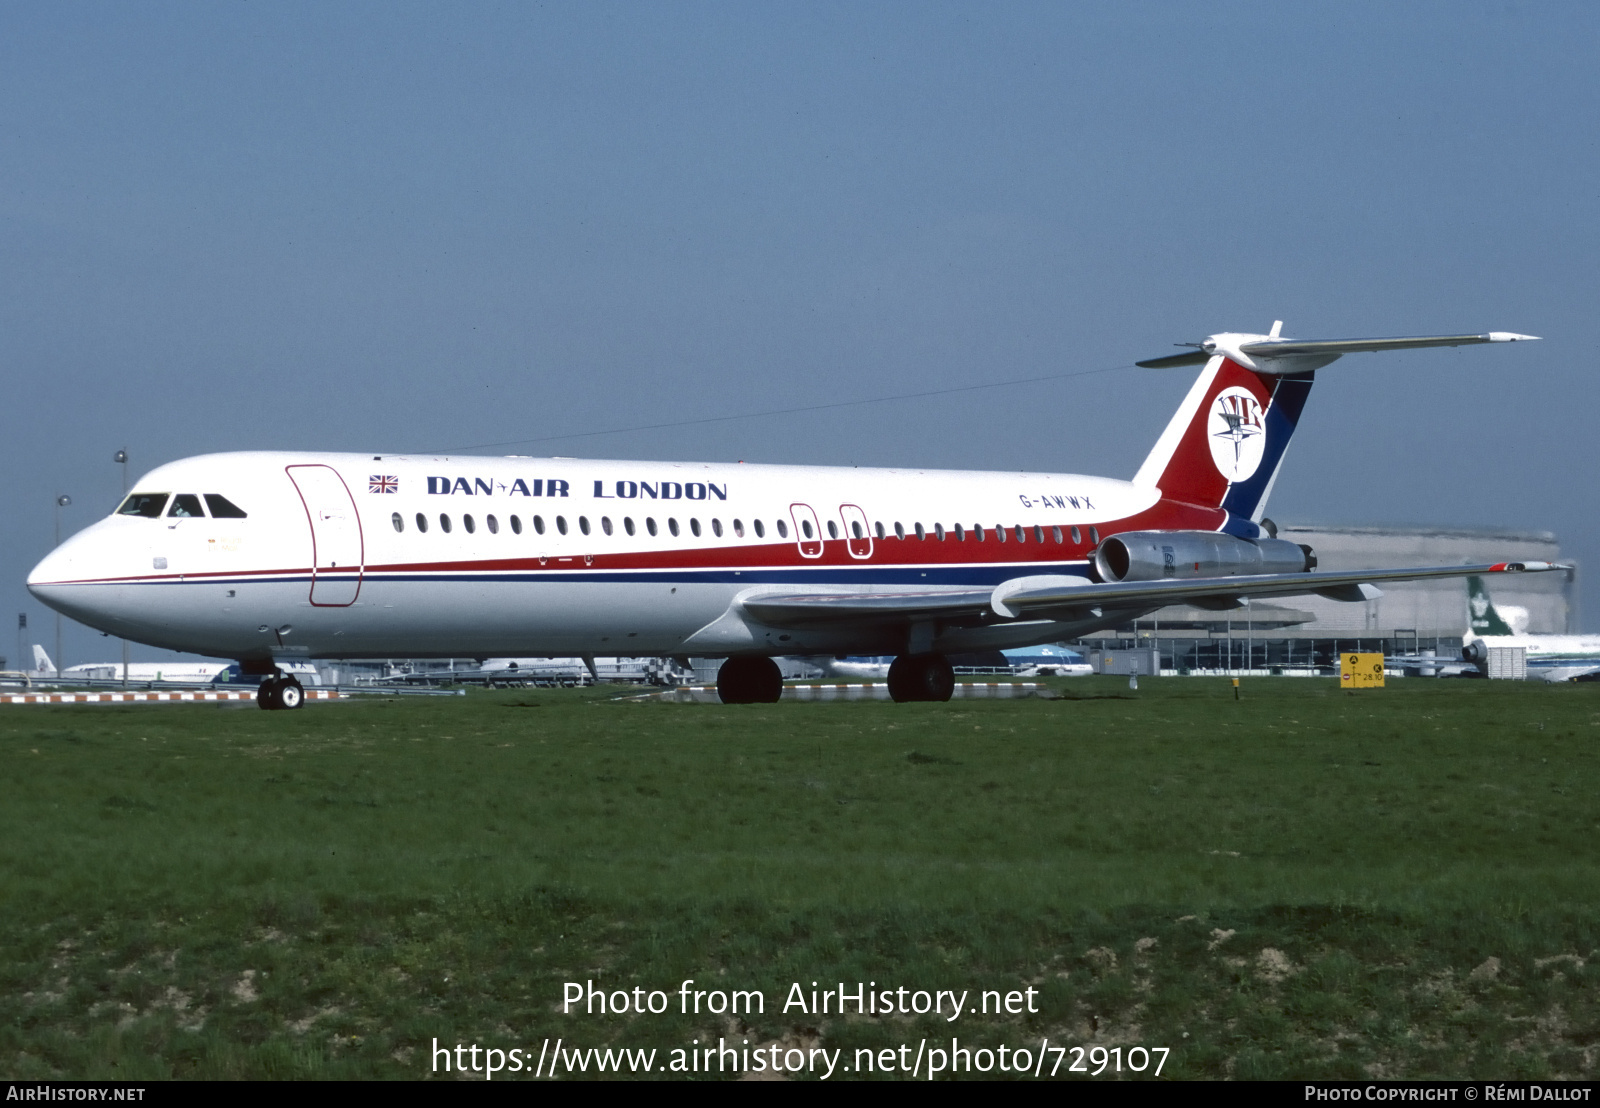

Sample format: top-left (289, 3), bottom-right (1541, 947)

top-left (1138, 327), bottom-right (1539, 372)
top-left (1134, 350), bottom-right (1213, 369)
top-left (1239, 332), bottom-right (1539, 358)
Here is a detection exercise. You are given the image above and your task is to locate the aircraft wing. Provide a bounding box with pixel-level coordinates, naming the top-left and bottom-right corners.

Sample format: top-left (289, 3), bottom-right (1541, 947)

top-left (741, 561), bottom-right (1563, 629)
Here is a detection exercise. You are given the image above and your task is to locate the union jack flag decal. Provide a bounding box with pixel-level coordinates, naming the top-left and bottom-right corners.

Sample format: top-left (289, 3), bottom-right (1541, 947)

top-left (369, 475), bottom-right (398, 494)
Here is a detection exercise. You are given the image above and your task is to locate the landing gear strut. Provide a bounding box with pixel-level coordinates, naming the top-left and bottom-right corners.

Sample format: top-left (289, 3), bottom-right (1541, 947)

top-left (256, 675), bottom-right (305, 710)
top-left (716, 656), bottom-right (783, 704)
top-left (887, 653), bottom-right (955, 702)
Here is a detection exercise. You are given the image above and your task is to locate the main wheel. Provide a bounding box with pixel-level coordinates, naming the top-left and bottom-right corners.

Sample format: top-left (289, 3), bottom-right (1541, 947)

top-left (716, 656), bottom-right (783, 704)
top-left (887, 654), bottom-right (955, 702)
top-left (277, 677), bottom-right (305, 710)
top-left (256, 677), bottom-right (282, 710)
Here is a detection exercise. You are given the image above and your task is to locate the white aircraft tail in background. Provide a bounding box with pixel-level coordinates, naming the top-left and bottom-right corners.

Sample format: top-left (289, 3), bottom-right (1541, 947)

top-left (31, 645), bottom-right (57, 677)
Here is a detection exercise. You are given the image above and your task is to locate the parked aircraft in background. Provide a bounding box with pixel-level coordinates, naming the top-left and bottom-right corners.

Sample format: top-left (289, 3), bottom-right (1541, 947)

top-left (1461, 576), bottom-right (1600, 682)
top-left (66, 658), bottom-right (231, 683)
top-left (28, 323), bottom-right (1557, 709)
top-left (814, 656), bottom-right (894, 680)
top-left (1001, 644), bottom-right (1092, 677)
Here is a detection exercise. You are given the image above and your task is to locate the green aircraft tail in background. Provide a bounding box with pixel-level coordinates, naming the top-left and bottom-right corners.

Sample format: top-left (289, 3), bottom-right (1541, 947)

top-left (1467, 576), bottom-right (1515, 637)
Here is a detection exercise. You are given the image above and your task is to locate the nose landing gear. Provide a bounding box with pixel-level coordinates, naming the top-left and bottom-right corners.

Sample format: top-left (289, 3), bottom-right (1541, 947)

top-left (887, 653), bottom-right (955, 702)
top-left (256, 675), bottom-right (305, 710)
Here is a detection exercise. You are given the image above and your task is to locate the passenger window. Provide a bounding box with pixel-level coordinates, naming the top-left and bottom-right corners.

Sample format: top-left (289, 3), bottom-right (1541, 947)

top-left (1034, 526), bottom-right (1044, 544)
top-left (712, 519), bottom-right (723, 538)
top-left (934, 523), bottom-right (944, 541)
top-left (754, 519), bottom-right (765, 539)
top-left (801, 519), bottom-right (813, 539)
top-left (874, 521), bottom-right (885, 540)
top-left (1014, 525), bottom-right (1025, 543)
top-left (556, 516), bottom-right (568, 535)
top-left (776, 520), bottom-right (788, 539)
top-left (440, 514), bottom-right (453, 534)
top-left (624, 517), bottom-right (635, 536)
top-left (851, 521), bottom-right (864, 539)
top-left (118, 493), bottom-right (169, 518)
top-left (690, 519), bottom-right (701, 537)
top-left (533, 515), bottom-right (545, 535)
top-left (168, 494), bottom-right (205, 518)
top-left (975, 525), bottom-right (985, 542)
top-left (894, 522), bottom-right (905, 540)
top-left (1090, 527), bottom-right (1100, 543)
top-left (668, 518), bottom-right (680, 537)
top-left (416, 512), bottom-right (429, 533)
top-left (955, 523), bottom-right (965, 541)
top-left (511, 516), bottom-right (523, 535)
top-left (826, 520), bottom-right (838, 539)
top-left (647, 518), bottom-right (658, 537)
top-left (733, 519), bottom-right (744, 538)
top-left (915, 523), bottom-right (925, 540)
top-left (578, 516), bottom-right (590, 536)
top-left (996, 525), bottom-right (1007, 543)
top-left (487, 514), bottom-right (499, 534)
top-left (1052, 526), bottom-right (1063, 544)
top-left (204, 494), bottom-right (248, 519)
top-left (464, 514), bottom-right (476, 534)
top-left (392, 513), bottom-right (404, 533)
top-left (1071, 526), bottom-right (1081, 544)
top-left (602, 517), bottom-right (613, 536)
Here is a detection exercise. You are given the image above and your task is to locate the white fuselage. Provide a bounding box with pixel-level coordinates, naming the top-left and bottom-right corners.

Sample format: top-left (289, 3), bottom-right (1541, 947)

top-left (28, 451), bottom-right (1216, 665)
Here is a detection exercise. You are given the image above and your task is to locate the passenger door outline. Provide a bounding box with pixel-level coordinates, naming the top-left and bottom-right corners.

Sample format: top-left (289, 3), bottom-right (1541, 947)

top-left (286, 465), bottom-right (365, 606)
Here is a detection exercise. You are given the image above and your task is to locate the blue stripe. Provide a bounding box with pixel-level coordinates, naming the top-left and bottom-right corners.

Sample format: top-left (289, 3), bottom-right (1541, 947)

top-left (1221, 372), bottom-right (1314, 520)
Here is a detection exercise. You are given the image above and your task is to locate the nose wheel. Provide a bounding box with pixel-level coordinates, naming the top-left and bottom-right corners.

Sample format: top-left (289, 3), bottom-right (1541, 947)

top-left (256, 675), bottom-right (305, 710)
top-left (887, 654), bottom-right (955, 702)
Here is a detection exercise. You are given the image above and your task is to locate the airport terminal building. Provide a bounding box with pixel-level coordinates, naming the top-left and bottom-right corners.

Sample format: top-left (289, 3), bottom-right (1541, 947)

top-left (1074, 522), bottom-right (1576, 674)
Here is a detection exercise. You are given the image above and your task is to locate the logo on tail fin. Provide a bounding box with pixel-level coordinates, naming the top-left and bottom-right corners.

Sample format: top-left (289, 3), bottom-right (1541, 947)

top-left (1207, 387), bottom-right (1266, 482)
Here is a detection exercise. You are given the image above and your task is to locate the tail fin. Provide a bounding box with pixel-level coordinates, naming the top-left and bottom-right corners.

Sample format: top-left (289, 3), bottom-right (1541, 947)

top-left (1133, 347), bottom-right (1313, 522)
top-left (32, 645), bottom-right (56, 676)
top-left (1134, 323), bottom-right (1540, 523)
top-left (1467, 576), bottom-right (1521, 637)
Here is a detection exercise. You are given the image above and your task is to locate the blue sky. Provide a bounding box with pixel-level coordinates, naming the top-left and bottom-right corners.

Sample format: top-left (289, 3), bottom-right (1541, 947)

top-left (3, 2), bottom-right (1596, 666)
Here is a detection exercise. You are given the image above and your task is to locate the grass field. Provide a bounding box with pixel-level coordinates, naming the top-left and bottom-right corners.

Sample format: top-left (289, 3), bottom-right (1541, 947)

top-left (3, 676), bottom-right (1598, 1080)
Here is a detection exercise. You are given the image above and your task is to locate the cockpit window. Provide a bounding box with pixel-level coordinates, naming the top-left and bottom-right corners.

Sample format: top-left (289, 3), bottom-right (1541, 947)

top-left (204, 494), bottom-right (248, 518)
top-left (117, 493), bottom-right (169, 518)
top-left (168, 494), bottom-right (205, 518)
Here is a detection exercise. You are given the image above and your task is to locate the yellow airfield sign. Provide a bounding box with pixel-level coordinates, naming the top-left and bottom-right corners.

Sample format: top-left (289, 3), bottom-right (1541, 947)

top-left (1340, 652), bottom-right (1386, 688)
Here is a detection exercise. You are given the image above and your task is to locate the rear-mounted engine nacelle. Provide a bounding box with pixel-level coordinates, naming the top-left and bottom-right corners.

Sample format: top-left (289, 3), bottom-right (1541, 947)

top-left (1093, 530), bottom-right (1314, 582)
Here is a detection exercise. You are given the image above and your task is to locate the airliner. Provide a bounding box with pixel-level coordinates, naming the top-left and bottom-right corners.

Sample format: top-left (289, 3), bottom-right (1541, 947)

top-left (1461, 575), bottom-right (1600, 682)
top-left (27, 323), bottom-right (1558, 709)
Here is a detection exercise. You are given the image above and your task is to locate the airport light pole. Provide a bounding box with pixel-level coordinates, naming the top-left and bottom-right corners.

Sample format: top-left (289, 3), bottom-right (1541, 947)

top-left (54, 494), bottom-right (71, 679)
top-left (115, 451), bottom-right (128, 686)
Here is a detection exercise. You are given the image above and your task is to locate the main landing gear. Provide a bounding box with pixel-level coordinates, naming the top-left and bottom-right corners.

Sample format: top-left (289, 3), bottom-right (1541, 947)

top-left (257, 675), bottom-right (305, 711)
top-left (715, 652), bottom-right (955, 704)
top-left (716, 656), bottom-right (783, 704)
top-left (887, 653), bottom-right (955, 703)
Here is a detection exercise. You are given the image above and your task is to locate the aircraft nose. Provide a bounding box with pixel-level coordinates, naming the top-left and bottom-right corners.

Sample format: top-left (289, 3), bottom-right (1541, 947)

top-left (27, 530), bottom-right (113, 623)
top-left (28, 544), bottom-right (79, 613)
